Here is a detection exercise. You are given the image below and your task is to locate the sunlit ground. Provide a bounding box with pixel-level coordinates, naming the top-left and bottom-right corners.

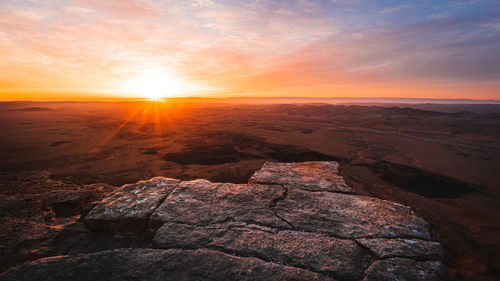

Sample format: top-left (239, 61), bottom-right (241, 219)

top-left (88, 99), bottom-right (179, 156)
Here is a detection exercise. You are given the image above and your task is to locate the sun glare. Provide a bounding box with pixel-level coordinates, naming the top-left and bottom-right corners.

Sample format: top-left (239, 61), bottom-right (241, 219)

top-left (125, 67), bottom-right (193, 100)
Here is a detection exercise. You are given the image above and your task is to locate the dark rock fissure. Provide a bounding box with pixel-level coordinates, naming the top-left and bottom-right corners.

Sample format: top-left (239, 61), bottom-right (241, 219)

top-left (152, 217), bottom-right (434, 243)
top-left (155, 245), bottom-right (348, 281)
top-left (268, 186), bottom-right (295, 229)
top-left (274, 213), bottom-right (295, 229)
top-left (353, 239), bottom-right (443, 280)
top-left (268, 185), bottom-right (288, 209)
top-left (145, 182), bottom-right (181, 235)
top-left (298, 188), bottom-right (357, 195)
top-left (378, 255), bottom-right (442, 262)
top-left (355, 240), bottom-right (379, 261)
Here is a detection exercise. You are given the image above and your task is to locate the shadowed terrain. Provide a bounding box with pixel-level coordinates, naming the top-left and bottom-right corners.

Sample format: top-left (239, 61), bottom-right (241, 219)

top-left (0, 101), bottom-right (499, 280)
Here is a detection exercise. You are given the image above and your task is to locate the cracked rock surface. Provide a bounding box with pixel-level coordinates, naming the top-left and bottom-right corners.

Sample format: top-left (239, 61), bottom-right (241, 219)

top-left (250, 161), bottom-right (354, 193)
top-left (148, 179), bottom-right (288, 231)
top-left (0, 161), bottom-right (445, 281)
top-left (85, 177), bottom-right (180, 235)
top-left (275, 188), bottom-right (430, 239)
top-left (0, 248), bottom-right (333, 281)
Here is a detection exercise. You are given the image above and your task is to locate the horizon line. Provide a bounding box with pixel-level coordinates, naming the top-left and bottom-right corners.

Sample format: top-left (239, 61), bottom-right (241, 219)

top-left (1, 96), bottom-right (500, 104)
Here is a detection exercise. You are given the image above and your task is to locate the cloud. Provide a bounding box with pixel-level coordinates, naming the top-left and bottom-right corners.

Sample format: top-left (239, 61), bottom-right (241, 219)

top-left (76, 0), bottom-right (164, 17)
top-left (190, 0), bottom-right (214, 8)
top-left (379, 4), bottom-right (412, 14)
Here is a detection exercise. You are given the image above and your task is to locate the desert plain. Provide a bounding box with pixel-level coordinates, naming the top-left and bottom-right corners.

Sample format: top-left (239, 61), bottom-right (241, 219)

top-left (0, 100), bottom-right (499, 280)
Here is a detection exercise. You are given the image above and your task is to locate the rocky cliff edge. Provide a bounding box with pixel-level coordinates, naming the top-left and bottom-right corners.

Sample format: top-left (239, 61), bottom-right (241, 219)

top-left (0, 161), bottom-right (445, 281)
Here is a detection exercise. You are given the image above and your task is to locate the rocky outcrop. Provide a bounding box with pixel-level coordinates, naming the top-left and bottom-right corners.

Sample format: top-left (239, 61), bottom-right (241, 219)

top-left (0, 171), bottom-right (116, 273)
top-left (1, 161), bottom-right (445, 280)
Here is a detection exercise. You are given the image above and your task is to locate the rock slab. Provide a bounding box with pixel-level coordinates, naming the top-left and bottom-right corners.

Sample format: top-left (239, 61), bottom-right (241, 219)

top-left (85, 177), bottom-right (180, 235)
top-left (153, 222), bottom-right (371, 280)
top-left (0, 248), bottom-right (333, 281)
top-left (148, 179), bottom-right (288, 231)
top-left (249, 161), bottom-right (354, 193)
top-left (275, 188), bottom-right (430, 239)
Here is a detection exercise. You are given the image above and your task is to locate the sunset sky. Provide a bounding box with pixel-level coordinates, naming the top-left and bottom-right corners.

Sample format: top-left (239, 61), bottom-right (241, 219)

top-left (0, 0), bottom-right (499, 100)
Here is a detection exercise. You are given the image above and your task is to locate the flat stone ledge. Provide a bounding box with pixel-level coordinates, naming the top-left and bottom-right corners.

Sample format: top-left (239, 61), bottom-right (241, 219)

top-left (70, 161), bottom-right (444, 280)
top-left (249, 161), bottom-right (355, 194)
top-left (275, 188), bottom-right (430, 239)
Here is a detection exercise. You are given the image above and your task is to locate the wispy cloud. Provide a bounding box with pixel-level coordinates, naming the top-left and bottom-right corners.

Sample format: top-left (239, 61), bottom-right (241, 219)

top-left (379, 4), bottom-right (412, 14)
top-left (76, 0), bottom-right (165, 17)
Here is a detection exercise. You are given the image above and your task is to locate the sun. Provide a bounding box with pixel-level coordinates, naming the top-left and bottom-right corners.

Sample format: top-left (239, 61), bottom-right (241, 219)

top-left (125, 67), bottom-right (192, 99)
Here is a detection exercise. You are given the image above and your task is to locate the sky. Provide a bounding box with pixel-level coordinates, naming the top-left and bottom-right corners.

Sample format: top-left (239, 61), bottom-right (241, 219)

top-left (0, 0), bottom-right (499, 100)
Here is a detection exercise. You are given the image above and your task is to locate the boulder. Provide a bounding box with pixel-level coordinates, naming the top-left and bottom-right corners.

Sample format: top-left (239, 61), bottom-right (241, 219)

top-left (85, 177), bottom-right (180, 235)
top-left (42, 190), bottom-right (93, 217)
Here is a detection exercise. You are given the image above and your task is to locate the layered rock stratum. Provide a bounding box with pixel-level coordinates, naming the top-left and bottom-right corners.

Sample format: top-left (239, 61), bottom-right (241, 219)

top-left (0, 161), bottom-right (445, 281)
